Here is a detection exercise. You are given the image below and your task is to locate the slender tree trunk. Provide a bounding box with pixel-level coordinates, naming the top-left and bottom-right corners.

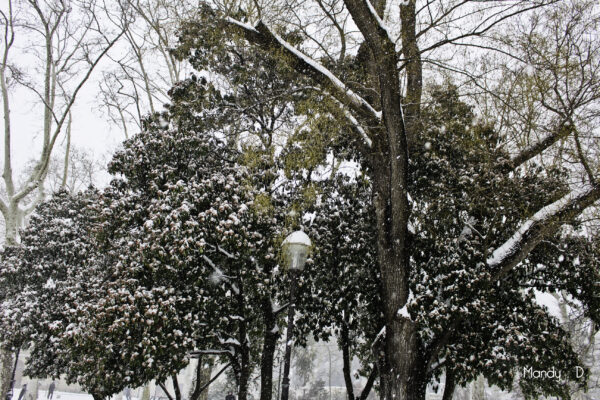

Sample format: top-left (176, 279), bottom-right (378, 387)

top-left (442, 370), bottom-right (455, 400)
top-left (236, 281), bottom-right (250, 400)
top-left (276, 352), bottom-right (283, 400)
top-left (340, 324), bottom-right (354, 400)
top-left (60, 112), bottom-right (72, 190)
top-left (198, 363), bottom-right (212, 400)
top-left (1, 33), bottom-right (19, 390)
top-left (259, 297), bottom-right (279, 400)
top-left (189, 356), bottom-right (213, 400)
top-left (372, 329), bottom-right (386, 400)
top-left (171, 375), bottom-right (181, 400)
top-left (239, 348), bottom-right (250, 400)
top-left (357, 369), bottom-right (377, 400)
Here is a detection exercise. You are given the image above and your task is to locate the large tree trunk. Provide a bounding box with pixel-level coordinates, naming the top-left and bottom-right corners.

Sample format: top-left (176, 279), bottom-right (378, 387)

top-left (344, 0), bottom-right (421, 397)
top-left (376, 2), bottom-right (423, 398)
top-left (371, 159), bottom-right (420, 400)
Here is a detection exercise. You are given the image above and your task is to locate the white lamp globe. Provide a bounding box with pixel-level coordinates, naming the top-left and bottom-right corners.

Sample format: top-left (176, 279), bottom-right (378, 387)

top-left (282, 230), bottom-right (311, 271)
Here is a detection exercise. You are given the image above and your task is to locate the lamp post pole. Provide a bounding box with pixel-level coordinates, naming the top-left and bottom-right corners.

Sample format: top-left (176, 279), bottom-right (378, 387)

top-left (280, 269), bottom-right (298, 400)
top-left (279, 230), bottom-right (311, 400)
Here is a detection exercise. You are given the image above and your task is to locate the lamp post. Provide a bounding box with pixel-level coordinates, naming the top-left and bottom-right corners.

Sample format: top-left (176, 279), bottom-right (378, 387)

top-left (280, 230), bottom-right (311, 400)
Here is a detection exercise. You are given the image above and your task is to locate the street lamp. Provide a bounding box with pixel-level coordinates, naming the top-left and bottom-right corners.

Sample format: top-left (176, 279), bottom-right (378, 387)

top-left (282, 231), bottom-right (311, 271)
top-left (280, 230), bottom-right (311, 400)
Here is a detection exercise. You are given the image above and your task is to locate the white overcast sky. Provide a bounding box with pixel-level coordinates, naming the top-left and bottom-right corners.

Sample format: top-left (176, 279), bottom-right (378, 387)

top-left (8, 73), bottom-right (126, 179)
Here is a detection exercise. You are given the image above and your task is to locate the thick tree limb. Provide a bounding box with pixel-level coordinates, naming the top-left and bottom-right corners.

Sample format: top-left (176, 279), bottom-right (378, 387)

top-left (502, 122), bottom-right (572, 171)
top-left (573, 127), bottom-right (597, 186)
top-left (223, 17), bottom-right (381, 125)
top-left (488, 184), bottom-right (600, 279)
top-left (343, 0), bottom-right (392, 50)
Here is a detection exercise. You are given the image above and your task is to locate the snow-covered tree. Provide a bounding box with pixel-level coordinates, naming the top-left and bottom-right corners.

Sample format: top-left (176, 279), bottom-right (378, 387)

top-left (1, 71), bottom-right (297, 399)
top-left (0, 189), bottom-right (106, 398)
top-left (74, 110), bottom-right (281, 399)
top-left (406, 84), bottom-right (599, 399)
top-left (177, 2), bottom-right (600, 398)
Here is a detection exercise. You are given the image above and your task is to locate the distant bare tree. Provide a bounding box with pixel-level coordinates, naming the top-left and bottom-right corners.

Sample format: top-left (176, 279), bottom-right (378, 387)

top-left (0, 0), bottom-right (124, 245)
top-left (98, 0), bottom-right (195, 135)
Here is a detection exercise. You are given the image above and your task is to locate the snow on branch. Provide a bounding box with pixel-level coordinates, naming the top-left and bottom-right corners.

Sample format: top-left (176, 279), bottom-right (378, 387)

top-left (225, 17), bottom-right (258, 33)
top-left (487, 184), bottom-right (600, 270)
top-left (343, 0), bottom-right (396, 54)
top-left (343, 109), bottom-right (373, 148)
top-left (294, 86), bottom-right (373, 148)
top-left (223, 17), bottom-right (381, 123)
top-left (505, 123), bottom-right (572, 171)
top-left (268, 29), bottom-right (381, 119)
top-left (365, 0), bottom-right (394, 43)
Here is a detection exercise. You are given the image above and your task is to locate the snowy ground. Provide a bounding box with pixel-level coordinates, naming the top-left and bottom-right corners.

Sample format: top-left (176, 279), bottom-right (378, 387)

top-left (11, 390), bottom-right (139, 400)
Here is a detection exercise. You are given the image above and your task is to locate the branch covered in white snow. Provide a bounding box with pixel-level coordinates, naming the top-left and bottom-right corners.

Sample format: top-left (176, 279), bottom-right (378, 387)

top-left (222, 17), bottom-right (381, 125)
top-left (488, 184), bottom-right (600, 278)
top-left (504, 123), bottom-right (572, 171)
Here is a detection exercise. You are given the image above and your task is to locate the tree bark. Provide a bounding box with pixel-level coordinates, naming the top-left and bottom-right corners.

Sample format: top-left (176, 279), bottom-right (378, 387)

top-left (189, 356), bottom-right (213, 400)
top-left (442, 370), bottom-right (455, 400)
top-left (238, 341), bottom-right (250, 400)
top-left (357, 369), bottom-right (377, 400)
top-left (236, 281), bottom-right (250, 400)
top-left (340, 0), bottom-right (418, 396)
top-left (259, 296), bottom-right (279, 400)
top-left (171, 375), bottom-right (181, 400)
top-left (0, 348), bottom-right (14, 400)
top-left (399, 0), bottom-right (422, 143)
top-left (340, 324), bottom-right (354, 400)
top-left (4, 204), bottom-right (18, 245)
